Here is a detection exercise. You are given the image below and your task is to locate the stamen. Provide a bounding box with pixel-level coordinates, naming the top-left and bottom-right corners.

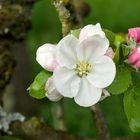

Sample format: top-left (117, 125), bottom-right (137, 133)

top-left (75, 60), bottom-right (91, 77)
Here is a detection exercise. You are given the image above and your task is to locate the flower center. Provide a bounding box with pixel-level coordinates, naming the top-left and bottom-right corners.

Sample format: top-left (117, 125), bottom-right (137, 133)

top-left (75, 60), bottom-right (91, 77)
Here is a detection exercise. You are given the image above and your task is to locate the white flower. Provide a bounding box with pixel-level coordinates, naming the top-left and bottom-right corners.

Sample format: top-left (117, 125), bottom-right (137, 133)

top-left (36, 43), bottom-right (58, 71)
top-left (45, 77), bottom-right (63, 102)
top-left (53, 33), bottom-right (116, 107)
top-left (36, 23), bottom-right (116, 107)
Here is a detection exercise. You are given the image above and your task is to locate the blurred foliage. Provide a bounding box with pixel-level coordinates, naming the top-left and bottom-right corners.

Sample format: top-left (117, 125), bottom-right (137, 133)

top-left (5, 0), bottom-right (140, 139)
top-left (84, 0), bottom-right (140, 32)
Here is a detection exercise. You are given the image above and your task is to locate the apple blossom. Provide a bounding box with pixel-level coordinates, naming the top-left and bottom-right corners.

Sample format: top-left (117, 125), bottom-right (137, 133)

top-left (128, 27), bottom-right (140, 44)
top-left (53, 34), bottom-right (116, 107)
top-left (45, 77), bottom-right (63, 101)
top-left (128, 47), bottom-right (140, 68)
top-left (36, 23), bottom-right (116, 106)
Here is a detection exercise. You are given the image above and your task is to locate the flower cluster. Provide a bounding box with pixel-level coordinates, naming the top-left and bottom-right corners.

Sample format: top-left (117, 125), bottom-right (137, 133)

top-left (36, 23), bottom-right (116, 107)
top-left (28, 23), bottom-right (140, 132)
top-left (127, 28), bottom-right (140, 68)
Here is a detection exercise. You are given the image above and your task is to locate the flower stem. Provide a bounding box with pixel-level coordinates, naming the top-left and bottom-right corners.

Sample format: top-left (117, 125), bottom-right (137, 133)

top-left (91, 104), bottom-right (111, 140)
top-left (52, 100), bottom-right (66, 130)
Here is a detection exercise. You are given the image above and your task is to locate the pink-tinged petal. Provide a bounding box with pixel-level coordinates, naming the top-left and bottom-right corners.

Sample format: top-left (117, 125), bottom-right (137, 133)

top-left (128, 48), bottom-right (140, 68)
top-left (77, 35), bottom-right (109, 61)
top-left (105, 47), bottom-right (115, 59)
top-left (87, 56), bottom-right (116, 88)
top-left (45, 77), bottom-right (63, 102)
top-left (36, 43), bottom-right (58, 71)
top-left (53, 67), bottom-right (81, 98)
top-left (79, 23), bottom-right (105, 42)
top-left (56, 35), bottom-right (79, 69)
top-left (79, 25), bottom-right (93, 42)
top-left (74, 76), bottom-right (102, 107)
top-left (128, 28), bottom-right (140, 43)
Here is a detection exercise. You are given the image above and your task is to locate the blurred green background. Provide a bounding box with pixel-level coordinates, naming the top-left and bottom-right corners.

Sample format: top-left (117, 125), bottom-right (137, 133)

top-left (2, 0), bottom-right (140, 139)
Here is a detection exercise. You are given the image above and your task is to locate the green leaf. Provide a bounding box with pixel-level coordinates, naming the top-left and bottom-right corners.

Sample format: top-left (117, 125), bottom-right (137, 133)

top-left (71, 29), bottom-right (81, 38)
top-left (28, 71), bottom-right (52, 99)
top-left (107, 65), bottom-right (132, 95)
top-left (103, 29), bottom-right (115, 45)
top-left (124, 74), bottom-right (140, 132)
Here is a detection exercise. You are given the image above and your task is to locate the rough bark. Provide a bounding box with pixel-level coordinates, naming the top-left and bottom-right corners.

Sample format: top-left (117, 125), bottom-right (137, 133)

top-left (0, 0), bottom-right (34, 106)
top-left (53, 0), bottom-right (90, 36)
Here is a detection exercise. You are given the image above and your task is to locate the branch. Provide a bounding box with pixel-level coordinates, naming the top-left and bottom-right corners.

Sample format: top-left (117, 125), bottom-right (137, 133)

top-left (0, 45), bottom-right (16, 105)
top-left (0, 4), bottom-right (31, 40)
top-left (0, 0), bottom-right (34, 106)
top-left (91, 104), bottom-right (110, 140)
top-left (53, 0), bottom-right (90, 36)
top-left (53, 0), bottom-right (73, 36)
top-left (0, 108), bottom-right (139, 140)
top-left (6, 117), bottom-right (140, 140)
top-left (10, 117), bottom-right (92, 140)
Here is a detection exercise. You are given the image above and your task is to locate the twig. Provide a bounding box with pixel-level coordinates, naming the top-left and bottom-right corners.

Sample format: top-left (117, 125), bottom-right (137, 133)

top-left (53, 0), bottom-right (73, 36)
top-left (91, 104), bottom-right (110, 140)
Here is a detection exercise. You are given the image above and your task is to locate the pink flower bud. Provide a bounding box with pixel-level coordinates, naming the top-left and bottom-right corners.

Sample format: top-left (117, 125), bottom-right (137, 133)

top-left (105, 47), bottom-right (115, 59)
top-left (36, 44), bottom-right (58, 72)
top-left (45, 77), bottom-right (63, 102)
top-left (128, 48), bottom-right (140, 68)
top-left (128, 28), bottom-right (140, 44)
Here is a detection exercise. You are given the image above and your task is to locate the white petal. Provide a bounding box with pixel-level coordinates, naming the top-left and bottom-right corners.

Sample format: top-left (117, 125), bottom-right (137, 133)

top-left (56, 35), bottom-right (79, 68)
top-left (77, 35), bottom-right (109, 61)
top-left (45, 77), bottom-right (63, 102)
top-left (36, 43), bottom-right (58, 71)
top-left (74, 77), bottom-right (102, 107)
top-left (53, 67), bottom-right (81, 98)
top-left (79, 23), bottom-right (105, 42)
top-left (100, 89), bottom-right (110, 101)
top-left (87, 56), bottom-right (116, 88)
